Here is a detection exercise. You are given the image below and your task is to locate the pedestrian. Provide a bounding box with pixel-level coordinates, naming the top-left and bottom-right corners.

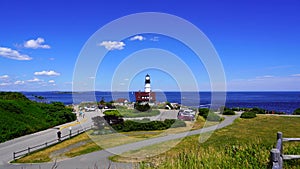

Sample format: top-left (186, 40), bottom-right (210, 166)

top-left (57, 130), bottom-right (61, 141)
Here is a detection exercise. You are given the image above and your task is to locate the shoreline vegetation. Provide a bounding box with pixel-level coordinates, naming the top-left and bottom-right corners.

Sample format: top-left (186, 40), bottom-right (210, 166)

top-left (0, 92), bottom-right (76, 143)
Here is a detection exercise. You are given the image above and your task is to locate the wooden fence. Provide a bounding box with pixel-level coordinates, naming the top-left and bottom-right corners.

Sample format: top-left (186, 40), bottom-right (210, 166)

top-left (270, 132), bottom-right (300, 169)
top-left (13, 125), bottom-right (94, 160)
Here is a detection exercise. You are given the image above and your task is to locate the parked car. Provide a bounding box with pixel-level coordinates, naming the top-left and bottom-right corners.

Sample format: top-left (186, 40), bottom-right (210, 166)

top-left (177, 109), bottom-right (195, 121)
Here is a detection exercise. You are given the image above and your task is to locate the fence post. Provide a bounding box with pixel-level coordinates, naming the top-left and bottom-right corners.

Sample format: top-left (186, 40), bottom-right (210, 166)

top-left (277, 132), bottom-right (283, 154)
top-left (13, 152), bottom-right (15, 160)
top-left (270, 148), bottom-right (281, 169)
top-left (27, 147), bottom-right (30, 154)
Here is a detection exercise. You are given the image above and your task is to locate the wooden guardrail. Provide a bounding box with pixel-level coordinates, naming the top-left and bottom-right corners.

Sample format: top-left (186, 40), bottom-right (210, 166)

top-left (13, 125), bottom-right (94, 160)
top-left (270, 132), bottom-right (300, 169)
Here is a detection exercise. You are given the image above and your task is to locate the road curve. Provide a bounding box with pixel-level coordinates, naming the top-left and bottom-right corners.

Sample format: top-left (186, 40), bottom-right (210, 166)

top-left (1, 112), bottom-right (241, 169)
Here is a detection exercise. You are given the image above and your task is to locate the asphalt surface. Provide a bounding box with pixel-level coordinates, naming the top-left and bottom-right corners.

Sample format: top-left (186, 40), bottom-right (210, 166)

top-left (0, 110), bottom-right (241, 169)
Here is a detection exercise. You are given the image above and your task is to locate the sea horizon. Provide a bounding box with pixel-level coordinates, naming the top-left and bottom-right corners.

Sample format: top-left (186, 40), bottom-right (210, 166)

top-left (18, 91), bottom-right (300, 114)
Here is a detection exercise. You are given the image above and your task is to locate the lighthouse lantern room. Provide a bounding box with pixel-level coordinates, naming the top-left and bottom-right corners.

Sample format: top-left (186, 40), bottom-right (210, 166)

top-left (135, 74), bottom-right (156, 103)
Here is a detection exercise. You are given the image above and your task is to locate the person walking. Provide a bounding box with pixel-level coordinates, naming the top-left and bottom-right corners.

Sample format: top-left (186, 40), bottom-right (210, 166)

top-left (57, 130), bottom-right (61, 141)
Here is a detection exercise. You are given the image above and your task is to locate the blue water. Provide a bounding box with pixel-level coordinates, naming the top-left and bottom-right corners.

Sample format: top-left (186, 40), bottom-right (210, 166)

top-left (22, 91), bottom-right (300, 114)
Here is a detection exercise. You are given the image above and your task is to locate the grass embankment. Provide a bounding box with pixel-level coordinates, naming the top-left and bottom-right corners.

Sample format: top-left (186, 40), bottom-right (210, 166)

top-left (14, 132), bottom-right (101, 163)
top-left (111, 115), bottom-right (300, 169)
top-left (0, 92), bottom-right (76, 143)
top-left (15, 115), bottom-right (208, 163)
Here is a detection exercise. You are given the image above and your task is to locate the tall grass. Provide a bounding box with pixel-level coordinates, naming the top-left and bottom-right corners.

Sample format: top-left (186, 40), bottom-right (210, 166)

top-left (128, 115), bottom-right (300, 168)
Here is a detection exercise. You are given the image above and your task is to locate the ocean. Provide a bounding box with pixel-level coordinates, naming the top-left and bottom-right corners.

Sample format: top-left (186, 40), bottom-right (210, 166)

top-left (22, 91), bottom-right (300, 114)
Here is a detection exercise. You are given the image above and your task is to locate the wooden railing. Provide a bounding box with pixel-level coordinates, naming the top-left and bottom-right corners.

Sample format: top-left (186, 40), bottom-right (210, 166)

top-left (13, 125), bottom-right (94, 160)
top-left (270, 132), bottom-right (300, 169)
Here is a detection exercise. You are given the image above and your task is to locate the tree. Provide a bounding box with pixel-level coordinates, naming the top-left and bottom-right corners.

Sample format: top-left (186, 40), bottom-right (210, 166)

top-left (293, 108), bottom-right (300, 115)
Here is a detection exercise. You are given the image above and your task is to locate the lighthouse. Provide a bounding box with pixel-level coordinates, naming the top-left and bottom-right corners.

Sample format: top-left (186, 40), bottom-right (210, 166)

top-left (144, 74), bottom-right (151, 93)
top-left (135, 74), bottom-right (156, 103)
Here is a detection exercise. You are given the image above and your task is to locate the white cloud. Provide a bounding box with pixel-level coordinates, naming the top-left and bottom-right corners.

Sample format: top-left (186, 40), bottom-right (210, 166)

top-left (34, 70), bottom-right (60, 76)
top-left (0, 47), bottom-right (32, 60)
top-left (0, 75), bottom-right (9, 79)
top-left (130, 35), bottom-right (145, 41)
top-left (290, 74), bottom-right (300, 77)
top-left (27, 78), bottom-right (42, 82)
top-left (150, 36), bottom-right (159, 42)
top-left (48, 80), bottom-right (55, 83)
top-left (0, 82), bottom-right (10, 86)
top-left (88, 76), bottom-right (95, 79)
top-left (98, 41), bottom-right (125, 50)
top-left (24, 37), bottom-right (51, 49)
top-left (14, 80), bottom-right (25, 85)
top-left (256, 75), bottom-right (274, 79)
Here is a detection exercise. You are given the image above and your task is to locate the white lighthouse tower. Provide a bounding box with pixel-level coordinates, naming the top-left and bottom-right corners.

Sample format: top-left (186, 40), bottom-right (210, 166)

top-left (144, 74), bottom-right (151, 93)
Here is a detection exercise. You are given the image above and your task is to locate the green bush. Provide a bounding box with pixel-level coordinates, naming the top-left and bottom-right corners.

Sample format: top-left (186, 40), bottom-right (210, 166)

top-left (134, 103), bottom-right (151, 112)
top-left (293, 108), bottom-right (300, 115)
top-left (206, 112), bottom-right (222, 122)
top-left (251, 107), bottom-right (265, 114)
top-left (198, 108), bottom-right (221, 121)
top-left (198, 108), bottom-right (209, 117)
top-left (240, 111), bottom-right (257, 118)
top-left (223, 109), bottom-right (236, 115)
top-left (111, 119), bottom-right (186, 132)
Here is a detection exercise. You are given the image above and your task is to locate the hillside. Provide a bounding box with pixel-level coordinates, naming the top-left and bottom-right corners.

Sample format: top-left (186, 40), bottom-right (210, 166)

top-left (0, 92), bottom-right (76, 143)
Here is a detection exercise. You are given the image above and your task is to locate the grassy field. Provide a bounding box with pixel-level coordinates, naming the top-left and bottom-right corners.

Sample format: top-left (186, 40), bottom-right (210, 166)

top-left (14, 116), bottom-right (208, 163)
top-left (111, 115), bottom-right (300, 169)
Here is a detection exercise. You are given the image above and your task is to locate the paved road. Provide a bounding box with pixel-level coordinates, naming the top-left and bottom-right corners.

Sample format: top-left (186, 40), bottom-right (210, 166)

top-left (0, 111), bottom-right (241, 169)
top-left (0, 111), bottom-right (100, 168)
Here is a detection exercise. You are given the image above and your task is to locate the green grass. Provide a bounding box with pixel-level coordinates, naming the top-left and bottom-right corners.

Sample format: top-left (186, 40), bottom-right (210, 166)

top-left (117, 109), bottom-right (160, 118)
top-left (13, 132), bottom-right (99, 163)
top-left (0, 92), bottom-right (76, 143)
top-left (14, 117), bottom-right (209, 163)
top-left (111, 115), bottom-right (300, 169)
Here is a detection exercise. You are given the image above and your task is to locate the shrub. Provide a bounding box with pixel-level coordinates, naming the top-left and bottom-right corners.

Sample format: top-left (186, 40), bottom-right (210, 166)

top-left (293, 108), bottom-right (300, 115)
top-left (206, 112), bottom-right (222, 122)
top-left (198, 108), bottom-right (209, 117)
top-left (240, 111), bottom-right (257, 118)
top-left (251, 107), bottom-right (265, 114)
top-left (134, 103), bottom-right (151, 112)
top-left (223, 109), bottom-right (236, 115)
top-left (111, 119), bottom-right (186, 132)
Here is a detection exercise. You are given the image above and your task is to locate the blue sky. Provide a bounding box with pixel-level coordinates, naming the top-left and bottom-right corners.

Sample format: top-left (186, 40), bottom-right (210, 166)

top-left (0, 0), bottom-right (300, 91)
